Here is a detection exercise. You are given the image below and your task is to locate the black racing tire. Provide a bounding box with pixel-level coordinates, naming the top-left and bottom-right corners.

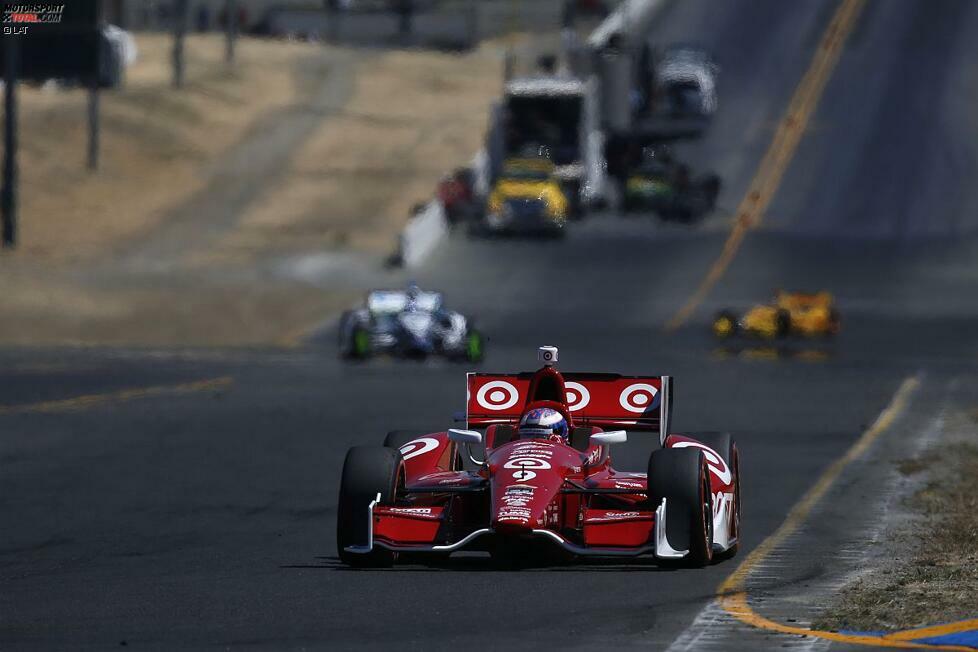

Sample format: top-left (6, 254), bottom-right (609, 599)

top-left (682, 432), bottom-right (740, 559)
top-left (345, 324), bottom-right (371, 360)
top-left (338, 311), bottom-right (354, 345)
top-left (674, 205), bottom-right (695, 223)
top-left (681, 432), bottom-right (733, 466)
top-left (702, 174), bottom-right (721, 207)
top-left (384, 430), bottom-right (463, 471)
top-left (464, 328), bottom-right (485, 363)
top-left (827, 308), bottom-right (841, 337)
top-left (383, 430), bottom-right (428, 451)
top-left (712, 311), bottom-right (738, 339)
top-left (648, 447), bottom-right (713, 567)
top-left (336, 446), bottom-right (403, 568)
top-left (722, 445), bottom-right (741, 559)
top-left (775, 309), bottom-right (791, 338)
top-left (338, 311), bottom-right (357, 358)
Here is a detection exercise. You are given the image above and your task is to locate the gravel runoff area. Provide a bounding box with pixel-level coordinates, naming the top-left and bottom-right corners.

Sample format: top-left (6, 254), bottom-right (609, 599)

top-left (814, 392), bottom-right (978, 632)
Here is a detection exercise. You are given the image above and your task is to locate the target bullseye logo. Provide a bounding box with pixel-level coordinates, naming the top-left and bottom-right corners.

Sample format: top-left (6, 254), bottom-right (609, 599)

top-left (399, 437), bottom-right (440, 461)
top-left (564, 381), bottom-right (591, 412)
top-left (671, 441), bottom-right (731, 484)
top-left (619, 383), bottom-right (660, 413)
top-left (476, 380), bottom-right (520, 411)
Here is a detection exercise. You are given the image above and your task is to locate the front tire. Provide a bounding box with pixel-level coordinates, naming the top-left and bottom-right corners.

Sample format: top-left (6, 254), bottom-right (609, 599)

top-left (649, 447), bottom-right (713, 567)
top-left (682, 432), bottom-right (740, 559)
top-left (827, 308), bottom-right (841, 336)
top-left (337, 446), bottom-right (403, 567)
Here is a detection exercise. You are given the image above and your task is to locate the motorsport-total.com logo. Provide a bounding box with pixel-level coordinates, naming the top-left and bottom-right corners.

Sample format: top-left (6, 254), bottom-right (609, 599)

top-left (2, 3), bottom-right (64, 35)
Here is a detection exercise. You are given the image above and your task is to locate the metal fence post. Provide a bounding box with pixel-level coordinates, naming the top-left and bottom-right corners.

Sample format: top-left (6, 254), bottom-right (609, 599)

top-left (87, 22), bottom-right (102, 172)
top-left (225, 0), bottom-right (237, 64)
top-left (173, 0), bottom-right (188, 88)
top-left (2, 36), bottom-right (18, 247)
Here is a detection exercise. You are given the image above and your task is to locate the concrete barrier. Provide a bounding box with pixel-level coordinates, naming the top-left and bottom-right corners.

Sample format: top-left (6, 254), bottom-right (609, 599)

top-left (399, 200), bottom-right (448, 269)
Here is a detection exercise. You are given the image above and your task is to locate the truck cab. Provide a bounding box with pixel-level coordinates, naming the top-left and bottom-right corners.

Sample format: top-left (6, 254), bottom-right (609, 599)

top-left (492, 76), bottom-right (607, 215)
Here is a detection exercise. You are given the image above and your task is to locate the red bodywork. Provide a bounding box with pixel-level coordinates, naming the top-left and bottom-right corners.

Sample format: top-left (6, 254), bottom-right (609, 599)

top-left (364, 364), bottom-right (738, 559)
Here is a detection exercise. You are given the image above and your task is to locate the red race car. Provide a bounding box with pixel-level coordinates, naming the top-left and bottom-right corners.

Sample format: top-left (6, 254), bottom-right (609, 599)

top-left (336, 346), bottom-right (741, 567)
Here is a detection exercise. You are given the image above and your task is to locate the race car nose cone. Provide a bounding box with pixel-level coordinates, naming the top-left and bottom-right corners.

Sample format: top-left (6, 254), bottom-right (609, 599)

top-left (491, 470), bottom-right (560, 534)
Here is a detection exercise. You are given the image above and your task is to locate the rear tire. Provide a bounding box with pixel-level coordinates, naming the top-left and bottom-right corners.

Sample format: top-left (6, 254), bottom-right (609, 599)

top-left (712, 311), bottom-right (738, 339)
top-left (385, 430), bottom-right (463, 471)
top-left (338, 311), bottom-right (354, 346)
top-left (337, 446), bottom-right (403, 568)
top-left (648, 448), bottom-right (713, 567)
top-left (702, 174), bottom-right (721, 208)
top-left (464, 329), bottom-right (485, 363)
top-left (827, 308), bottom-right (841, 336)
top-left (349, 325), bottom-right (371, 359)
top-left (775, 309), bottom-right (791, 338)
top-left (383, 430), bottom-right (428, 451)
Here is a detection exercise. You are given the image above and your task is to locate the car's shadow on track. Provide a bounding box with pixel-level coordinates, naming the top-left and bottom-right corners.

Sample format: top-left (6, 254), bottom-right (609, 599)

top-left (283, 555), bottom-right (679, 573)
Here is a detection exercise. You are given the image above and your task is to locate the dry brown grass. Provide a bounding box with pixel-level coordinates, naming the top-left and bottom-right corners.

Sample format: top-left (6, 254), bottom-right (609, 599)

top-left (815, 412), bottom-right (978, 632)
top-left (15, 34), bottom-right (320, 262)
top-left (0, 33), bottom-right (518, 346)
top-left (208, 43), bottom-right (503, 260)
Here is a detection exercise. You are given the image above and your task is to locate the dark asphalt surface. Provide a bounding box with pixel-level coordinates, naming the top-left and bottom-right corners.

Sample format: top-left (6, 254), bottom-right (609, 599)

top-left (4, 1), bottom-right (978, 650)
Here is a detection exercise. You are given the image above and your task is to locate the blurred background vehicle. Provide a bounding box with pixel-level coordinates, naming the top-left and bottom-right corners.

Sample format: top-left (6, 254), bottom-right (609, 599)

top-left (713, 291), bottom-right (841, 340)
top-left (436, 167), bottom-right (478, 225)
top-left (649, 44), bottom-right (718, 119)
top-left (491, 75), bottom-right (606, 216)
top-left (338, 286), bottom-right (484, 361)
top-left (9, 1), bottom-right (978, 649)
top-left (621, 143), bottom-right (720, 222)
top-left (475, 154), bottom-right (568, 237)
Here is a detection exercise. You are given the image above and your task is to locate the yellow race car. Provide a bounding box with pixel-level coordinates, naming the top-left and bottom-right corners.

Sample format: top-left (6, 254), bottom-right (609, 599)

top-left (712, 291), bottom-right (840, 339)
top-left (479, 157), bottom-right (569, 236)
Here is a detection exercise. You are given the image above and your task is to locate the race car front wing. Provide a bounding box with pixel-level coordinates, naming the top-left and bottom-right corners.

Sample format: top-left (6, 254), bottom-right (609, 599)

top-left (343, 493), bottom-right (689, 560)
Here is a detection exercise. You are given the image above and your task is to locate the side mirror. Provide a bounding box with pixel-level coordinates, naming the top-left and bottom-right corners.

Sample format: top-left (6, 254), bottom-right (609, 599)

top-left (449, 428), bottom-right (485, 466)
top-left (590, 430), bottom-right (627, 445)
top-left (448, 428), bottom-right (483, 445)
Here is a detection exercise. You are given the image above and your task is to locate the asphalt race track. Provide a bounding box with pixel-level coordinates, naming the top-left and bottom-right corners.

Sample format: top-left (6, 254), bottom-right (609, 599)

top-left (4, 1), bottom-right (978, 649)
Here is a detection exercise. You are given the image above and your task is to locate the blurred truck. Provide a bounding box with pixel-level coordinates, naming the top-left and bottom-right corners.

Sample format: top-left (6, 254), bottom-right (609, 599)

top-left (488, 76), bottom-right (607, 216)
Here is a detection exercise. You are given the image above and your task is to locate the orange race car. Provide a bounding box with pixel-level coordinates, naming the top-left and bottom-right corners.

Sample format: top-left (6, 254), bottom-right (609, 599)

top-left (712, 291), bottom-right (840, 339)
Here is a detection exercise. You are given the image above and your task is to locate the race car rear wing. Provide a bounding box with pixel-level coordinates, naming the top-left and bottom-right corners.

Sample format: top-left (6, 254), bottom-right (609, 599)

top-left (467, 372), bottom-right (673, 445)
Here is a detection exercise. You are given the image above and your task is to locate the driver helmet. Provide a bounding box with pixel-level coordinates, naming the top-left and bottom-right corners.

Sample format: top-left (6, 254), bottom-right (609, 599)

top-left (518, 407), bottom-right (569, 442)
top-left (405, 283), bottom-right (422, 311)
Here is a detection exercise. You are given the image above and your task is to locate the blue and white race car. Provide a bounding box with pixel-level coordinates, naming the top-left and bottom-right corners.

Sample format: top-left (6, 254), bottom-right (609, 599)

top-left (338, 286), bottom-right (485, 362)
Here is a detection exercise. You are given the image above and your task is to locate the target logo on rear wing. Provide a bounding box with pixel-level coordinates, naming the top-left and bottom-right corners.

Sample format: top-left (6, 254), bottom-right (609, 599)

top-left (467, 372), bottom-right (673, 444)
